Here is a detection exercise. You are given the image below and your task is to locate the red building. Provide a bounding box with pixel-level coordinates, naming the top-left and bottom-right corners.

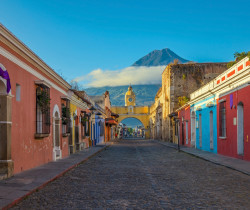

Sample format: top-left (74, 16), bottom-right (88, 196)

top-left (217, 84), bottom-right (250, 161)
top-left (176, 105), bottom-right (191, 147)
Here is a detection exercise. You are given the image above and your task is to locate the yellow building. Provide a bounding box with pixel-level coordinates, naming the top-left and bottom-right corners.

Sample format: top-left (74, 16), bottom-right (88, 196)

top-left (111, 85), bottom-right (150, 138)
top-left (125, 85), bottom-right (136, 106)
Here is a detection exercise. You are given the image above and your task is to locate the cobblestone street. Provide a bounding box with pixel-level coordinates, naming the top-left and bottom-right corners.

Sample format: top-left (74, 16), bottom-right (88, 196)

top-left (12, 140), bottom-right (250, 209)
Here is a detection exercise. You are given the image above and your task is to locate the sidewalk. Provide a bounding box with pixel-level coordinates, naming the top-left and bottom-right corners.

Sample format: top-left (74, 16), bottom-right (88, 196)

top-left (0, 142), bottom-right (113, 209)
top-left (155, 140), bottom-right (250, 176)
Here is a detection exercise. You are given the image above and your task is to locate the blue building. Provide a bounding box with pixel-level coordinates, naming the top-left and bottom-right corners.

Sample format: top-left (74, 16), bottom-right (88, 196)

top-left (190, 96), bottom-right (218, 153)
top-left (91, 114), bottom-right (105, 145)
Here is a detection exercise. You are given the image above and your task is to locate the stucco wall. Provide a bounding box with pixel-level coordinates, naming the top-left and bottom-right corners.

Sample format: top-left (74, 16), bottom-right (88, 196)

top-left (0, 52), bottom-right (69, 174)
top-left (217, 85), bottom-right (250, 161)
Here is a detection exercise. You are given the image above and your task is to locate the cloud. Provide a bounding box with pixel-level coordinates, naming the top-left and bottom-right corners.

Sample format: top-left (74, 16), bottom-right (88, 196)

top-left (73, 66), bottom-right (166, 87)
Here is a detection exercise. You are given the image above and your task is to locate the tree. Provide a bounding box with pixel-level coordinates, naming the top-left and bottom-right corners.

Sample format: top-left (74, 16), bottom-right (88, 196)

top-left (227, 51), bottom-right (250, 68)
top-left (70, 80), bottom-right (82, 90)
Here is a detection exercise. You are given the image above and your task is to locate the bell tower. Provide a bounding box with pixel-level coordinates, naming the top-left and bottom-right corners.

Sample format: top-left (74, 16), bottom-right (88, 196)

top-left (125, 85), bottom-right (136, 106)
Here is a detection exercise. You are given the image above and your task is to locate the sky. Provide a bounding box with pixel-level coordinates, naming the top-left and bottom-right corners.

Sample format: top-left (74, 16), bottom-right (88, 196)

top-left (1, 0), bottom-right (250, 87)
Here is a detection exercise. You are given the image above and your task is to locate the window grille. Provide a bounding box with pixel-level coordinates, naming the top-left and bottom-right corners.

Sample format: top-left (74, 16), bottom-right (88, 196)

top-left (84, 114), bottom-right (90, 136)
top-left (36, 85), bottom-right (50, 134)
top-left (62, 99), bottom-right (71, 134)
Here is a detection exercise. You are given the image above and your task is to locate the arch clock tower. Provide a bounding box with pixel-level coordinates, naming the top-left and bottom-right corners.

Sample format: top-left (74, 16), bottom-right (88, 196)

top-left (125, 85), bottom-right (136, 106)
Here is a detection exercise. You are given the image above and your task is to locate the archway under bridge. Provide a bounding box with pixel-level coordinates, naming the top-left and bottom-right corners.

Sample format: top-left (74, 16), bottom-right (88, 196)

top-left (111, 106), bottom-right (150, 139)
top-left (120, 117), bottom-right (145, 139)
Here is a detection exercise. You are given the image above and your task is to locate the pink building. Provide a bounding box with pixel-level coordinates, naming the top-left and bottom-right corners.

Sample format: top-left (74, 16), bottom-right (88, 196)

top-left (0, 24), bottom-right (73, 178)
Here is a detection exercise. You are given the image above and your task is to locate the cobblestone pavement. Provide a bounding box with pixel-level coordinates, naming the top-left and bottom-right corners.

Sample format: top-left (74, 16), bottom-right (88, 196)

top-left (12, 140), bottom-right (250, 209)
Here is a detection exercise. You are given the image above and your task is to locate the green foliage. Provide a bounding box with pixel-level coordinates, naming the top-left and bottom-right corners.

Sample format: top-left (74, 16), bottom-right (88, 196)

top-left (178, 96), bottom-right (189, 107)
top-left (80, 115), bottom-right (88, 125)
top-left (227, 51), bottom-right (250, 69)
top-left (37, 90), bottom-right (51, 113)
top-left (127, 127), bottom-right (133, 134)
top-left (62, 106), bottom-right (71, 124)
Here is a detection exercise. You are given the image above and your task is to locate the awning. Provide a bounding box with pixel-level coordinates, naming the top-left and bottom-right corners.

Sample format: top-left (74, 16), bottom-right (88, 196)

top-left (105, 119), bottom-right (118, 125)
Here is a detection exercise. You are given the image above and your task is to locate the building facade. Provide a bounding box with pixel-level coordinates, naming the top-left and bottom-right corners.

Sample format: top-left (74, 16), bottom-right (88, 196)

top-left (150, 62), bottom-right (228, 142)
top-left (0, 24), bottom-right (72, 178)
top-left (173, 56), bottom-right (250, 161)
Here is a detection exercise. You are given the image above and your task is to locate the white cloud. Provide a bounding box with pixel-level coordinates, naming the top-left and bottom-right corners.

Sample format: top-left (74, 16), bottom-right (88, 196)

top-left (73, 66), bottom-right (166, 87)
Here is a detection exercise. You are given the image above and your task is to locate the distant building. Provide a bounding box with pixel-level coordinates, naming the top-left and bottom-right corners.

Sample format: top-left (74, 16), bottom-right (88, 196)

top-left (150, 62), bottom-right (228, 142)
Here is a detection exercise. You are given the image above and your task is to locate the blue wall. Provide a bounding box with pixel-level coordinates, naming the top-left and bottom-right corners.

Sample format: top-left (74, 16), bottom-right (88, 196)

top-left (194, 97), bottom-right (218, 153)
top-left (93, 116), bottom-right (105, 144)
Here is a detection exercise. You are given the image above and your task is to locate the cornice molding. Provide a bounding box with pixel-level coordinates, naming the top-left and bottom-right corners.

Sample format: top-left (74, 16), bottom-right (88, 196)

top-left (0, 46), bottom-right (67, 95)
top-left (70, 94), bottom-right (88, 110)
top-left (0, 24), bottom-right (71, 90)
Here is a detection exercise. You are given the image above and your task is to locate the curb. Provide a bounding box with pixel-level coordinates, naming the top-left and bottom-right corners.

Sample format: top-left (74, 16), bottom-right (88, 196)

top-left (155, 140), bottom-right (250, 176)
top-left (3, 144), bottom-right (112, 210)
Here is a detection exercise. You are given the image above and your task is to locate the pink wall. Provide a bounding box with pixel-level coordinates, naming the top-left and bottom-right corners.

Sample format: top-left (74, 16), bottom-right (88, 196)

top-left (0, 43), bottom-right (69, 174)
top-left (217, 85), bottom-right (250, 161)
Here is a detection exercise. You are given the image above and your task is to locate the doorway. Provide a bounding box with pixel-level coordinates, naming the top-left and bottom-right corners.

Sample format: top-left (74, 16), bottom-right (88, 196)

top-left (191, 111), bottom-right (196, 147)
top-left (210, 111), bottom-right (214, 150)
top-left (237, 103), bottom-right (244, 155)
top-left (53, 105), bottom-right (61, 161)
top-left (199, 114), bottom-right (202, 148)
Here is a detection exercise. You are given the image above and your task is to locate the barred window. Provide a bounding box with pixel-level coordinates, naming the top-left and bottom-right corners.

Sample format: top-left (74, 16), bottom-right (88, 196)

top-left (219, 101), bottom-right (226, 137)
top-left (84, 114), bottom-right (90, 136)
top-left (36, 85), bottom-right (50, 134)
top-left (62, 99), bottom-right (71, 134)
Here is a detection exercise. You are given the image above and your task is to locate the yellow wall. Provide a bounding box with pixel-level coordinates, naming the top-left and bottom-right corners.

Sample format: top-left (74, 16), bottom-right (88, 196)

top-left (111, 106), bottom-right (150, 138)
top-left (70, 103), bottom-right (77, 152)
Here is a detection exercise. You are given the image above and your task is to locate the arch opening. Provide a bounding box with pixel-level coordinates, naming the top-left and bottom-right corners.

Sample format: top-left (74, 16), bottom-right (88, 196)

top-left (120, 117), bottom-right (145, 139)
top-left (53, 104), bottom-right (61, 161)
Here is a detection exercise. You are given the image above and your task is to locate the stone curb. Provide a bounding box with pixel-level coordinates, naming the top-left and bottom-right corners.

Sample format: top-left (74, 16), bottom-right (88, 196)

top-left (154, 140), bottom-right (250, 176)
top-left (2, 143), bottom-right (113, 210)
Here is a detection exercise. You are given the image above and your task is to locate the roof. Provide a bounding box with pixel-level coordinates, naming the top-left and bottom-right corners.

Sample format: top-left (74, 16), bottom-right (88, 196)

top-left (72, 90), bottom-right (92, 105)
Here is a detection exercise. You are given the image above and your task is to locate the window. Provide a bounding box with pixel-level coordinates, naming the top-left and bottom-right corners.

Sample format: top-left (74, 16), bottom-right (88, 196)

top-left (219, 101), bottom-right (226, 137)
top-left (83, 114), bottom-right (89, 136)
top-left (16, 84), bottom-right (21, 101)
top-left (62, 99), bottom-right (71, 134)
top-left (36, 85), bottom-right (50, 134)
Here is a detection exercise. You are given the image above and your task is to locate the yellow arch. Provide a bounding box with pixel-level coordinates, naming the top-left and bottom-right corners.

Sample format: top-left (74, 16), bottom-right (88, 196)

top-left (111, 106), bottom-right (150, 138)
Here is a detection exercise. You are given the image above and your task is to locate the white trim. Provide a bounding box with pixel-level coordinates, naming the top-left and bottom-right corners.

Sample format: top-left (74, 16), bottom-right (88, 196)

top-left (0, 46), bottom-right (67, 95)
top-left (0, 160), bottom-right (13, 163)
top-left (52, 105), bottom-right (61, 161)
top-left (218, 99), bottom-right (226, 103)
top-left (0, 121), bottom-right (12, 124)
top-left (219, 83), bottom-right (250, 98)
top-left (70, 94), bottom-right (88, 110)
top-left (35, 80), bottom-right (51, 88)
top-left (53, 104), bottom-right (61, 118)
